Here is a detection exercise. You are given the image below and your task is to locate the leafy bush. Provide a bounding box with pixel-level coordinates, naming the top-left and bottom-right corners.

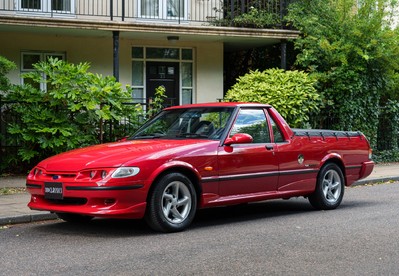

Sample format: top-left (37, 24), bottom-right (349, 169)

top-left (225, 68), bottom-right (321, 128)
top-left (4, 58), bottom-right (141, 164)
top-left (231, 7), bottom-right (280, 28)
top-left (0, 56), bottom-right (16, 92)
top-left (372, 150), bottom-right (399, 163)
top-left (211, 1), bottom-right (281, 29)
top-left (147, 85), bottom-right (167, 118)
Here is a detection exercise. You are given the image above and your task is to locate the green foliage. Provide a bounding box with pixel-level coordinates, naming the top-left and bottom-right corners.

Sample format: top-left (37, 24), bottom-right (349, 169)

top-left (225, 68), bottom-right (321, 127)
top-left (147, 85), bottom-right (167, 118)
top-left (0, 56), bottom-right (16, 92)
top-left (230, 7), bottom-right (280, 28)
top-left (4, 58), bottom-right (139, 163)
top-left (211, 1), bottom-right (281, 28)
top-left (377, 99), bottom-right (399, 151)
top-left (372, 150), bottom-right (399, 163)
top-left (286, 0), bottom-right (399, 147)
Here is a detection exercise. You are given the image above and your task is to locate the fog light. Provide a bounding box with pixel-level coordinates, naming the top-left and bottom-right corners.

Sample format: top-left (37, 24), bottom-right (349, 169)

top-left (90, 171), bottom-right (96, 178)
top-left (101, 170), bottom-right (107, 179)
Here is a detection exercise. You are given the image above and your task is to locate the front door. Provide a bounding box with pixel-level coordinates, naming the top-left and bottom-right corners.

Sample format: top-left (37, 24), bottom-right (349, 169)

top-left (218, 108), bottom-right (279, 196)
top-left (147, 62), bottom-right (179, 106)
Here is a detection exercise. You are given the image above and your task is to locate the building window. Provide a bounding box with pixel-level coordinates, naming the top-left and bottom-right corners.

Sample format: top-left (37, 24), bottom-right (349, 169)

top-left (21, 52), bottom-right (66, 91)
top-left (52, 0), bottom-right (71, 11)
top-left (18, 0), bottom-right (74, 14)
top-left (139, 0), bottom-right (187, 19)
top-left (21, 0), bottom-right (41, 10)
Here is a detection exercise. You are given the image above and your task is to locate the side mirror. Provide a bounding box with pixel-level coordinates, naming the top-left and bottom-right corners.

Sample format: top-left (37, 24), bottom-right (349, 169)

top-left (224, 133), bottom-right (253, 146)
top-left (117, 136), bottom-right (129, 142)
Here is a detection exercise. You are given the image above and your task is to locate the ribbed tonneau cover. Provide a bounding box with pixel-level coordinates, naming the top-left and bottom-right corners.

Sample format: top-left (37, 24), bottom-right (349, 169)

top-left (292, 129), bottom-right (363, 138)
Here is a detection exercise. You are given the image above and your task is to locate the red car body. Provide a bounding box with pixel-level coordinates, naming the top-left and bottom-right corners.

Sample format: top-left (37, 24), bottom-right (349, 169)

top-left (26, 102), bottom-right (374, 232)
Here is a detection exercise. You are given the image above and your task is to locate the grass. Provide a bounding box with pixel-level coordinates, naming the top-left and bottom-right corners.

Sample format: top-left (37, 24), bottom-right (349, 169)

top-left (0, 187), bottom-right (26, 195)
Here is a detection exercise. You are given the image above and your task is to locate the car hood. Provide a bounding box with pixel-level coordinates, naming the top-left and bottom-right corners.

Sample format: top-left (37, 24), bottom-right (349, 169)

top-left (37, 139), bottom-right (218, 172)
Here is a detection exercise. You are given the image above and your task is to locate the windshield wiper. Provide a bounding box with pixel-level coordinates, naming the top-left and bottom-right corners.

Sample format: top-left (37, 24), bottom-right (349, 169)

top-left (175, 133), bottom-right (209, 138)
top-left (132, 133), bottom-right (165, 139)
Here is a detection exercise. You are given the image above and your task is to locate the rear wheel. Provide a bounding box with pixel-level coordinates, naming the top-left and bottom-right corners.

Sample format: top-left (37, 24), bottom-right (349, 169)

top-left (56, 213), bottom-right (93, 223)
top-left (309, 163), bottom-right (345, 210)
top-left (145, 173), bottom-right (197, 232)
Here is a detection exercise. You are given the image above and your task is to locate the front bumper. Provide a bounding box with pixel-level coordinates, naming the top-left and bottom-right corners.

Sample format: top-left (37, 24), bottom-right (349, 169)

top-left (26, 180), bottom-right (148, 219)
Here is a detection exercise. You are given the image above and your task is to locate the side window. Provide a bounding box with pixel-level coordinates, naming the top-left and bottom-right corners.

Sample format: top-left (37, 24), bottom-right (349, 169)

top-left (269, 116), bottom-right (285, 142)
top-left (230, 109), bottom-right (271, 143)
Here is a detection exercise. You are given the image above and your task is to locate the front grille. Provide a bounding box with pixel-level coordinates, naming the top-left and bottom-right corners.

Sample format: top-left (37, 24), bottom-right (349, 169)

top-left (47, 197), bottom-right (87, 205)
top-left (47, 174), bottom-right (77, 180)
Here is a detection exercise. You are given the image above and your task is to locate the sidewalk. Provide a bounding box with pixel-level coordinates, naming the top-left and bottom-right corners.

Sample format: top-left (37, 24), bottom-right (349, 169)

top-left (1, 163), bottom-right (399, 226)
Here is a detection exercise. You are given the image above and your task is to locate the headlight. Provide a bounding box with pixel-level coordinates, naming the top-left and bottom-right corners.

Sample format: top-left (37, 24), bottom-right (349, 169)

top-left (111, 167), bottom-right (140, 178)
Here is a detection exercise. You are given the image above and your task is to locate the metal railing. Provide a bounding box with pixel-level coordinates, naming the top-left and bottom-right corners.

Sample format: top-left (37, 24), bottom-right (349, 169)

top-left (0, 0), bottom-right (291, 26)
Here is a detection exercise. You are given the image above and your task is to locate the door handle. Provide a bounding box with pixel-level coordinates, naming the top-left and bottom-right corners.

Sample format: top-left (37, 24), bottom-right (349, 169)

top-left (265, 145), bottom-right (274, 150)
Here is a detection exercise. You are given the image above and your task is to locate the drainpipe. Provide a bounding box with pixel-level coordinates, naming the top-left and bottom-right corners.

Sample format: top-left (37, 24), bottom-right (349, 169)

top-left (110, 0), bottom-right (113, 21)
top-left (281, 39), bottom-right (287, 70)
top-left (113, 31), bottom-right (120, 81)
top-left (122, 0), bottom-right (125, 21)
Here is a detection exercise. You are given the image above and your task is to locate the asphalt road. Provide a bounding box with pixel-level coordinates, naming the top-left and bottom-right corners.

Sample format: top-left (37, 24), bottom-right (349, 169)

top-left (1, 182), bottom-right (399, 276)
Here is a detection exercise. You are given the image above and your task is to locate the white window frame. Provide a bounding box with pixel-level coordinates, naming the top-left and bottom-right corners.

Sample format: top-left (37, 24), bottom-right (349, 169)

top-left (131, 46), bottom-right (195, 105)
top-left (21, 51), bottom-right (66, 91)
top-left (138, 0), bottom-right (188, 20)
top-left (17, 0), bottom-right (75, 16)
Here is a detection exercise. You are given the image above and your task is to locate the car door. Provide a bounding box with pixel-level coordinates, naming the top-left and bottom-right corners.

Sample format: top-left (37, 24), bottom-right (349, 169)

top-left (217, 108), bottom-right (279, 196)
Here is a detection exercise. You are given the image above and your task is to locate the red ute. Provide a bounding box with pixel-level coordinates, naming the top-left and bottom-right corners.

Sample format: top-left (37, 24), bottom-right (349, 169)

top-left (26, 103), bottom-right (374, 232)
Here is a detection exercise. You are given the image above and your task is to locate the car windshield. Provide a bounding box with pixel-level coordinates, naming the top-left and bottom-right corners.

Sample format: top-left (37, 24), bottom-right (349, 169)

top-left (130, 107), bottom-right (234, 140)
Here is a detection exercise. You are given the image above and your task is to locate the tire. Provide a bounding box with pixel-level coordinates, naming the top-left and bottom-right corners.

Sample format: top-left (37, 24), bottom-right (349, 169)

top-left (145, 173), bottom-right (197, 233)
top-left (308, 163), bottom-right (345, 210)
top-left (56, 213), bottom-right (93, 223)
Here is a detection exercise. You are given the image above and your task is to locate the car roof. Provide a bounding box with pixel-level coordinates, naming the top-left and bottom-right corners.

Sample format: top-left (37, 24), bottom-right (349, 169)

top-left (164, 102), bottom-right (271, 110)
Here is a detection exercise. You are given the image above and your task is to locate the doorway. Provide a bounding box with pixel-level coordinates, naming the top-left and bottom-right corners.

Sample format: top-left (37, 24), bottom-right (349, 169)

top-left (146, 62), bottom-right (179, 106)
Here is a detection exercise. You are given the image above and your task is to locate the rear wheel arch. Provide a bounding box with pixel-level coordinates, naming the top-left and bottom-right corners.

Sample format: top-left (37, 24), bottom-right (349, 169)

top-left (320, 157), bottom-right (346, 181)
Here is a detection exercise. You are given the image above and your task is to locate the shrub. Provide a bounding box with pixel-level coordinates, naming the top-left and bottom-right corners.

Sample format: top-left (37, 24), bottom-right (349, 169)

top-left (225, 68), bottom-right (321, 128)
top-left (0, 56), bottom-right (16, 92)
top-left (4, 58), bottom-right (141, 164)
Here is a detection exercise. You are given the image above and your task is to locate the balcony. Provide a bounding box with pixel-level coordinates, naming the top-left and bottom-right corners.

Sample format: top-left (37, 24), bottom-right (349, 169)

top-left (0, 0), bottom-right (291, 28)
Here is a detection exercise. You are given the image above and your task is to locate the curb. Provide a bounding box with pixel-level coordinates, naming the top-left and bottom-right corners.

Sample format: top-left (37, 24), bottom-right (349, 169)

top-left (0, 212), bottom-right (58, 226)
top-left (353, 176), bottom-right (399, 186)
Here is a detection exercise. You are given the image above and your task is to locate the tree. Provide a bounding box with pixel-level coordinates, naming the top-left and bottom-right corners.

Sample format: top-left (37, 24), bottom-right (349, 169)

top-left (286, 0), bottom-right (399, 147)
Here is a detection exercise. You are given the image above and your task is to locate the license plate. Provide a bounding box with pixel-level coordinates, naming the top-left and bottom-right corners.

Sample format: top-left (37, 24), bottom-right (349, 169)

top-left (44, 182), bottom-right (63, 200)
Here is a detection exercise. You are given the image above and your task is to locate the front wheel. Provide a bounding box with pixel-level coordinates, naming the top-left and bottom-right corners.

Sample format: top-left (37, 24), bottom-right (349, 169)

top-left (145, 173), bottom-right (197, 232)
top-left (308, 163), bottom-right (345, 210)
